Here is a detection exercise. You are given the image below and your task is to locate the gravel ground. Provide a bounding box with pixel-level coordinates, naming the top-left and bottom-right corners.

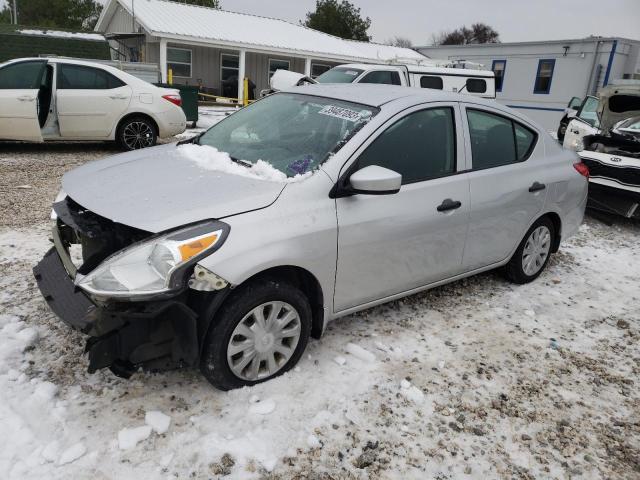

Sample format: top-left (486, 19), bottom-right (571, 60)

top-left (1, 141), bottom-right (639, 479)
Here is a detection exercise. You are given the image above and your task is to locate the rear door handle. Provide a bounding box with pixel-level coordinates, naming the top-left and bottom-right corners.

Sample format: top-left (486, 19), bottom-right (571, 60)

top-left (528, 182), bottom-right (546, 193)
top-left (109, 95), bottom-right (128, 100)
top-left (437, 198), bottom-right (462, 212)
top-left (17, 96), bottom-right (35, 102)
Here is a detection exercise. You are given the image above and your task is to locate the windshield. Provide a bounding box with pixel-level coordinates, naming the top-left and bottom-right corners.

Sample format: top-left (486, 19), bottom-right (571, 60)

top-left (577, 96), bottom-right (600, 128)
top-left (316, 67), bottom-right (364, 84)
top-left (197, 93), bottom-right (378, 177)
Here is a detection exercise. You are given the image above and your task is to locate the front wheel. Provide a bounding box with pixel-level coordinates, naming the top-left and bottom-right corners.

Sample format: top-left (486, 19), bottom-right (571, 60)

top-left (116, 116), bottom-right (157, 151)
top-left (200, 278), bottom-right (311, 390)
top-left (504, 217), bottom-right (555, 284)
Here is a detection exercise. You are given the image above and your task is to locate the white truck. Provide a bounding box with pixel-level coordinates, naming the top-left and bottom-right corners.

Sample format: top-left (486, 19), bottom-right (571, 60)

top-left (268, 62), bottom-right (496, 99)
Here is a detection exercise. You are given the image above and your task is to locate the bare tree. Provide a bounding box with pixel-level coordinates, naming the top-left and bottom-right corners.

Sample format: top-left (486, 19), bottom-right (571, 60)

top-left (433, 23), bottom-right (500, 45)
top-left (386, 36), bottom-right (413, 48)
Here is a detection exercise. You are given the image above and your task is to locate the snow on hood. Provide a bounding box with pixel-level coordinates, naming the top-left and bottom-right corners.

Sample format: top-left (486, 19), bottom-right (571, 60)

top-left (597, 84), bottom-right (640, 134)
top-left (177, 144), bottom-right (311, 183)
top-left (62, 143), bottom-right (290, 233)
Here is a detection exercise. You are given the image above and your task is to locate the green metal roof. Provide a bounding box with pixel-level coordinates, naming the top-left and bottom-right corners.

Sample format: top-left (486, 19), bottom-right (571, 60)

top-left (0, 24), bottom-right (111, 62)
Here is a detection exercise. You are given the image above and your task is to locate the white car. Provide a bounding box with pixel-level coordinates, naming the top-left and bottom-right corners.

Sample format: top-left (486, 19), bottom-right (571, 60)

top-left (562, 95), bottom-right (600, 151)
top-left (0, 57), bottom-right (187, 150)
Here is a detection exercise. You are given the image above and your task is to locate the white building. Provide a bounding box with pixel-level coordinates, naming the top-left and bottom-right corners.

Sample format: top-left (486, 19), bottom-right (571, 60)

top-left (95, 0), bottom-right (426, 100)
top-left (418, 37), bottom-right (640, 131)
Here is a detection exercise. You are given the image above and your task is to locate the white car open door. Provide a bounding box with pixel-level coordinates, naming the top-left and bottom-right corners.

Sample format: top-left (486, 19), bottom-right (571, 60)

top-left (0, 60), bottom-right (46, 142)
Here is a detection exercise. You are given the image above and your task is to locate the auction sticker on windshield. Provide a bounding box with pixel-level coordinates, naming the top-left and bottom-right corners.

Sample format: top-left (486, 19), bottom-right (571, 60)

top-left (319, 105), bottom-right (363, 122)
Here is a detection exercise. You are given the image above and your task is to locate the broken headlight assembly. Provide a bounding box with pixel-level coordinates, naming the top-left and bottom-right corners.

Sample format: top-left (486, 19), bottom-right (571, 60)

top-left (76, 220), bottom-right (229, 300)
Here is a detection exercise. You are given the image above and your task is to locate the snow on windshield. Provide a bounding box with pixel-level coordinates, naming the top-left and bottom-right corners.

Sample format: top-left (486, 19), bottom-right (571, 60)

top-left (176, 144), bottom-right (312, 183)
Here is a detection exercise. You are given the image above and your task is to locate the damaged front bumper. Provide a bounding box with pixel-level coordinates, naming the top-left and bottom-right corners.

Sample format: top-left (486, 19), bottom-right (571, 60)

top-left (33, 200), bottom-right (229, 378)
top-left (34, 245), bottom-right (223, 377)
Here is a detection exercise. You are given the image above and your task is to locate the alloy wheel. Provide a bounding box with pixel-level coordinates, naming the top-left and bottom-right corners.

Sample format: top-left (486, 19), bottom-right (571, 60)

top-left (122, 121), bottom-right (154, 150)
top-left (226, 301), bottom-right (302, 381)
top-left (522, 225), bottom-right (551, 276)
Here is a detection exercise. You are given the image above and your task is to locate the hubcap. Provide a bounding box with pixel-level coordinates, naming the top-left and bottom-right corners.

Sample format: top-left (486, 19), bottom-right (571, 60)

top-left (522, 225), bottom-right (551, 276)
top-left (122, 121), bottom-right (154, 150)
top-left (227, 301), bottom-right (302, 381)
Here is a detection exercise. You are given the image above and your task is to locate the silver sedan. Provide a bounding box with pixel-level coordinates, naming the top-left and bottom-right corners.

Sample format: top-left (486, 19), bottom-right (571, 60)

top-left (35, 85), bottom-right (589, 390)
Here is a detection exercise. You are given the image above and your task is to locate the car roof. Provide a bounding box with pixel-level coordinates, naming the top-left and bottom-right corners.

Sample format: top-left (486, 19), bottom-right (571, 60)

top-left (284, 83), bottom-right (497, 109)
top-left (2, 56), bottom-right (153, 88)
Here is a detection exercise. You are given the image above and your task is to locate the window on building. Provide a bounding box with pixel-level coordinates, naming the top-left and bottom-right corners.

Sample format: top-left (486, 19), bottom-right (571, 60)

top-left (419, 75), bottom-right (443, 90)
top-left (356, 107), bottom-right (456, 184)
top-left (167, 47), bottom-right (192, 78)
top-left (359, 70), bottom-right (402, 85)
top-left (269, 59), bottom-right (290, 79)
top-left (57, 64), bottom-right (125, 89)
top-left (466, 78), bottom-right (487, 93)
top-left (534, 59), bottom-right (555, 94)
top-left (466, 109), bottom-right (537, 169)
top-left (220, 54), bottom-right (239, 84)
top-left (491, 60), bottom-right (506, 92)
top-left (0, 61), bottom-right (46, 89)
top-left (311, 63), bottom-right (331, 78)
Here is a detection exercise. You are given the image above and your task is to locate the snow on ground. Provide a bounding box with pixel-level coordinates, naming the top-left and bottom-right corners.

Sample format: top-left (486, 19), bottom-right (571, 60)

top-left (0, 139), bottom-right (639, 478)
top-left (1, 219), bottom-right (639, 479)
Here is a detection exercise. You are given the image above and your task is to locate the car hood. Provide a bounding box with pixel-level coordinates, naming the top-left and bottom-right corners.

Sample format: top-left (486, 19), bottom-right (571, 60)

top-left (62, 143), bottom-right (286, 232)
top-left (597, 84), bottom-right (640, 134)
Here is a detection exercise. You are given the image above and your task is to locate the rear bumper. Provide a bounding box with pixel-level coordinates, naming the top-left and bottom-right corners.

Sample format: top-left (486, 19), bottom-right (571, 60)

top-left (156, 107), bottom-right (187, 138)
top-left (587, 182), bottom-right (640, 218)
top-left (33, 245), bottom-right (223, 377)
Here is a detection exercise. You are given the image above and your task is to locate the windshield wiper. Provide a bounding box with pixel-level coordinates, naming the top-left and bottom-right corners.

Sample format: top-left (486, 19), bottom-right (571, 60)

top-left (229, 156), bottom-right (253, 168)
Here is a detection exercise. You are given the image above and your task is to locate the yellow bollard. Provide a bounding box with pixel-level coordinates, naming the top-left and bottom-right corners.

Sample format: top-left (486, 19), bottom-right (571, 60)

top-left (243, 77), bottom-right (249, 106)
top-left (168, 68), bottom-right (173, 85)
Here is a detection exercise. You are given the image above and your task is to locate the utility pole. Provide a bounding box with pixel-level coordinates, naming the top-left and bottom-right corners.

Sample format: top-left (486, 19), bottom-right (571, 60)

top-left (9, 0), bottom-right (18, 25)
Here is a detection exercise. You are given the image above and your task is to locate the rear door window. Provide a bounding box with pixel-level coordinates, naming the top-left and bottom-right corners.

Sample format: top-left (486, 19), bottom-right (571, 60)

top-left (356, 107), bottom-right (456, 184)
top-left (57, 64), bottom-right (126, 89)
top-left (420, 76), bottom-right (443, 90)
top-left (360, 70), bottom-right (402, 85)
top-left (466, 109), bottom-right (537, 169)
top-left (0, 61), bottom-right (47, 89)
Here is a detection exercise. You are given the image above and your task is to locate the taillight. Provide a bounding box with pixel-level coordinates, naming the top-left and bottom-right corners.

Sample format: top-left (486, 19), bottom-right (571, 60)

top-left (573, 162), bottom-right (589, 179)
top-left (162, 94), bottom-right (182, 107)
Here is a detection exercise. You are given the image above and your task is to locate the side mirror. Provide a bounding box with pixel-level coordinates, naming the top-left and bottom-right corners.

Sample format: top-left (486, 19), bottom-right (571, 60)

top-left (349, 165), bottom-right (402, 195)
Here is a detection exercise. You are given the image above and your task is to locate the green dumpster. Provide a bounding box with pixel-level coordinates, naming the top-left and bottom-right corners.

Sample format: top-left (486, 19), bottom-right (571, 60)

top-left (155, 83), bottom-right (199, 127)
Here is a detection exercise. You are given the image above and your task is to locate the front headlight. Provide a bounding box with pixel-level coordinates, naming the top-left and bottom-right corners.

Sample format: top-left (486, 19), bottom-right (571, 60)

top-left (76, 220), bottom-right (229, 299)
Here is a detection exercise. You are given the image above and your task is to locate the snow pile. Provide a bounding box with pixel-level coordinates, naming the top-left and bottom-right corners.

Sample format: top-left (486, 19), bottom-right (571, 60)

top-left (19, 29), bottom-right (105, 41)
top-left (345, 342), bottom-right (376, 363)
top-left (145, 410), bottom-right (171, 434)
top-left (118, 425), bottom-right (152, 450)
top-left (176, 144), bottom-right (311, 183)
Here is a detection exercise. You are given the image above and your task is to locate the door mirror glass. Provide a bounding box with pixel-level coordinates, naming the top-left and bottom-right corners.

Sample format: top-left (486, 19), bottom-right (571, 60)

top-left (349, 165), bottom-right (401, 195)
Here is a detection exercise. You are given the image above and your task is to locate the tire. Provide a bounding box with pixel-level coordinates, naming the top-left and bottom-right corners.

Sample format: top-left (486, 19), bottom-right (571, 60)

top-left (557, 117), bottom-right (568, 143)
top-left (116, 116), bottom-right (157, 151)
top-left (504, 217), bottom-right (555, 284)
top-left (200, 278), bottom-right (312, 390)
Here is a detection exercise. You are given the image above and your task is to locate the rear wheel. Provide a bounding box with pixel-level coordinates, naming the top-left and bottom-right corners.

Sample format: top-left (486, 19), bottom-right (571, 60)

top-left (200, 278), bottom-right (311, 390)
top-left (504, 217), bottom-right (555, 284)
top-left (116, 116), bottom-right (157, 151)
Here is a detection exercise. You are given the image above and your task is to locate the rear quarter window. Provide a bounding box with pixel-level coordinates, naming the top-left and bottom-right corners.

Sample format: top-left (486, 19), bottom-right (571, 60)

top-left (466, 78), bottom-right (487, 93)
top-left (420, 76), bottom-right (443, 90)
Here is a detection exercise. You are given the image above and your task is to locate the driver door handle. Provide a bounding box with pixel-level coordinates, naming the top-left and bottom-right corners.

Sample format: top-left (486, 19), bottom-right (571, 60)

top-left (17, 96), bottom-right (35, 102)
top-left (528, 181), bottom-right (546, 193)
top-left (109, 95), bottom-right (128, 100)
top-left (437, 198), bottom-right (462, 212)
